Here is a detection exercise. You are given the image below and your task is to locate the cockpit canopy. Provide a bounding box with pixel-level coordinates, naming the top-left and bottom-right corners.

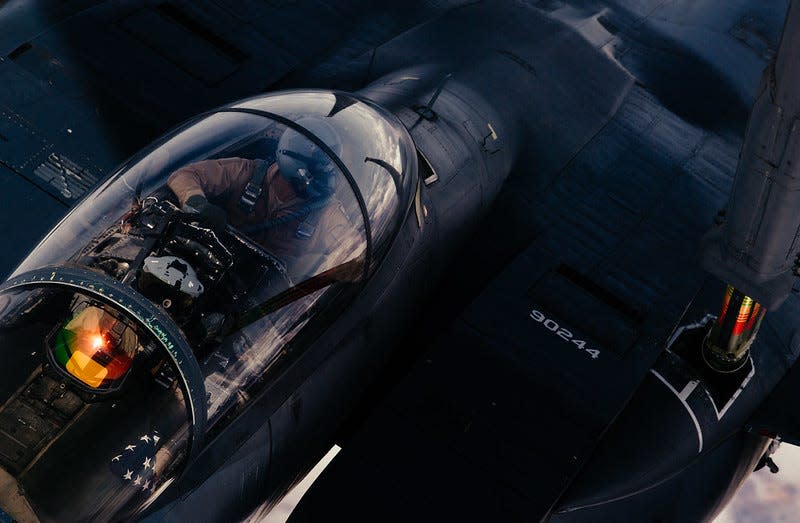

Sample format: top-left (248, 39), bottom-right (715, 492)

top-left (17, 90), bottom-right (417, 277)
top-left (0, 90), bottom-right (418, 522)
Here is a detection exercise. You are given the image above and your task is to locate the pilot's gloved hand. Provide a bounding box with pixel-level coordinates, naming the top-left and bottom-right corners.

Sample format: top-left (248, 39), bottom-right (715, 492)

top-left (185, 195), bottom-right (227, 232)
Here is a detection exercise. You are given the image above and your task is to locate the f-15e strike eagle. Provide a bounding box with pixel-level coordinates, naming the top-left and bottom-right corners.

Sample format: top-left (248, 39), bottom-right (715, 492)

top-left (0, 0), bottom-right (799, 521)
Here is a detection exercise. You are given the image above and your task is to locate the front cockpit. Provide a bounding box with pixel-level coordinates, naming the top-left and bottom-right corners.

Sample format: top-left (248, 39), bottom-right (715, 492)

top-left (0, 90), bottom-right (417, 521)
top-left (0, 271), bottom-right (199, 522)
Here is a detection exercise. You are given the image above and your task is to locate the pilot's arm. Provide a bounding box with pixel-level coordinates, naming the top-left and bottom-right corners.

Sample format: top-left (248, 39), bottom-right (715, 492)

top-left (167, 158), bottom-right (256, 230)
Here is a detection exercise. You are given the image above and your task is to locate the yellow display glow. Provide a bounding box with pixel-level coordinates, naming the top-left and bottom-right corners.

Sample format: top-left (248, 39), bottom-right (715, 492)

top-left (65, 350), bottom-right (109, 388)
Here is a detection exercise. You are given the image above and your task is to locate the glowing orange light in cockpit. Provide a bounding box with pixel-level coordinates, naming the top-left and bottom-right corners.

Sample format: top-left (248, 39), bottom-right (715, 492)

top-left (89, 333), bottom-right (106, 351)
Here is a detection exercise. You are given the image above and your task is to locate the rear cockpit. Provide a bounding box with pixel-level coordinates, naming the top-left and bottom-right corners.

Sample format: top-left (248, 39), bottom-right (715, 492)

top-left (0, 90), bottom-right (417, 521)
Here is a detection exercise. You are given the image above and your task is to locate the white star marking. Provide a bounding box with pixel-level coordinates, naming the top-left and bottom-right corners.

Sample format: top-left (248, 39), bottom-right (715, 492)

top-left (143, 457), bottom-right (152, 469)
top-left (133, 475), bottom-right (142, 486)
top-left (123, 470), bottom-right (133, 481)
top-left (142, 480), bottom-right (150, 491)
top-left (111, 455), bottom-right (122, 462)
top-left (153, 435), bottom-right (160, 444)
top-left (139, 435), bottom-right (151, 444)
top-left (125, 445), bottom-right (136, 452)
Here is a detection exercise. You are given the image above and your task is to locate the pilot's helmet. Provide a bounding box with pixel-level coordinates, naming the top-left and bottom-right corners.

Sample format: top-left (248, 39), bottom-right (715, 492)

top-left (277, 117), bottom-right (342, 200)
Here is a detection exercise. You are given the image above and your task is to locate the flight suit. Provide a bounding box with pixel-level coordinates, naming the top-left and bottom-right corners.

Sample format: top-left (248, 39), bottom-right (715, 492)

top-left (168, 158), bottom-right (359, 281)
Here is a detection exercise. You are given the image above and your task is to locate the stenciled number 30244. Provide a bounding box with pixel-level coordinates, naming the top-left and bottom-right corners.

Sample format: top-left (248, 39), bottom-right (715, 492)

top-left (528, 309), bottom-right (600, 359)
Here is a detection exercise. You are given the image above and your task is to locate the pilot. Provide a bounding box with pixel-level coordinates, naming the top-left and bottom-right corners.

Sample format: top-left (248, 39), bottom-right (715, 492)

top-left (167, 118), bottom-right (356, 280)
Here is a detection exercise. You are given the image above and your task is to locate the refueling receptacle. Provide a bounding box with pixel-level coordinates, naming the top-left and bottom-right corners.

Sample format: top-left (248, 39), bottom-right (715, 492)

top-left (702, 286), bottom-right (765, 373)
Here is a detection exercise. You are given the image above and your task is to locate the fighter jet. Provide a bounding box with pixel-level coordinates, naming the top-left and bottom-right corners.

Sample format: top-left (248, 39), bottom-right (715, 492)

top-left (0, 0), bottom-right (797, 521)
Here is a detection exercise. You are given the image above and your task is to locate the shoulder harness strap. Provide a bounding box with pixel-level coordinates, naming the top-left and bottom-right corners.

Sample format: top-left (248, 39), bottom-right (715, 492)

top-left (238, 159), bottom-right (269, 214)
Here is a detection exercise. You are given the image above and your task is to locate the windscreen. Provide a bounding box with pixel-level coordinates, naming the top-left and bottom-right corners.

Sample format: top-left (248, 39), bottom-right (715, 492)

top-left (0, 287), bottom-right (191, 522)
